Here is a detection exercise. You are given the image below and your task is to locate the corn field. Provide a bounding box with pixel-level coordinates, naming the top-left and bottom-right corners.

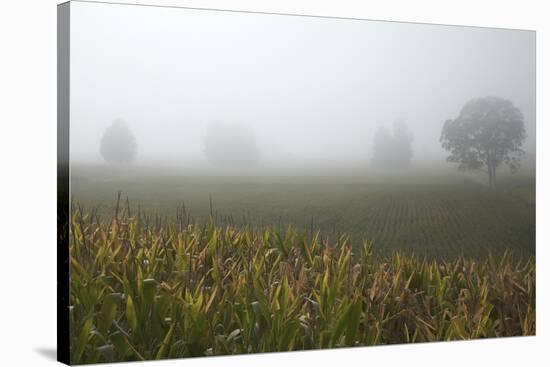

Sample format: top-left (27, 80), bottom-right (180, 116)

top-left (68, 200), bottom-right (536, 364)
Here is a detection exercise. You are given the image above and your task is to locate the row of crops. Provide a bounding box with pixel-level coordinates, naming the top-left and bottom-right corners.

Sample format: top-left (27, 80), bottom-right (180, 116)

top-left (68, 201), bottom-right (535, 364)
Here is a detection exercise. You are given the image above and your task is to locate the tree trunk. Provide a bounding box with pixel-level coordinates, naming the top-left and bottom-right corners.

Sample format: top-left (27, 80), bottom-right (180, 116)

top-left (487, 164), bottom-right (497, 189)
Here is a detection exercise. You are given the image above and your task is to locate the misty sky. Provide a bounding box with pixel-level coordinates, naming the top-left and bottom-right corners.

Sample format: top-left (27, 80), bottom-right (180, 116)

top-left (69, 1), bottom-right (535, 168)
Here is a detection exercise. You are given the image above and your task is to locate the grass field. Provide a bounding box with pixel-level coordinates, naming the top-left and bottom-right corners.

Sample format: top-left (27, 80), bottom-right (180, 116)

top-left (71, 164), bottom-right (535, 258)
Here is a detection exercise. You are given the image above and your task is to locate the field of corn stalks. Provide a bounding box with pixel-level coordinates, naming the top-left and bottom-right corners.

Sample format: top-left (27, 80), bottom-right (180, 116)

top-left (69, 199), bottom-right (536, 364)
top-left (71, 167), bottom-right (536, 259)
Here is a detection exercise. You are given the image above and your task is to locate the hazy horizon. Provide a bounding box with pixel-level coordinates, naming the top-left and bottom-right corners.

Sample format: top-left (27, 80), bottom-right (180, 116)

top-left (69, 1), bottom-right (536, 171)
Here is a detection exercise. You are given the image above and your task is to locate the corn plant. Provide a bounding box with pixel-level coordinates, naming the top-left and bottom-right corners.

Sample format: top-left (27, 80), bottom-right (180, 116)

top-left (69, 199), bottom-right (535, 364)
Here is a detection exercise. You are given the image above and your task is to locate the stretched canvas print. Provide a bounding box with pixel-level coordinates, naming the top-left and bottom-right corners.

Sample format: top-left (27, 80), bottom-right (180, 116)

top-left (57, 0), bottom-right (536, 364)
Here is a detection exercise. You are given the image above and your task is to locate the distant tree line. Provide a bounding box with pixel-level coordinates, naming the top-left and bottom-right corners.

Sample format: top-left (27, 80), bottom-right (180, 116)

top-left (98, 119), bottom-right (260, 169)
top-left (97, 96), bottom-right (527, 189)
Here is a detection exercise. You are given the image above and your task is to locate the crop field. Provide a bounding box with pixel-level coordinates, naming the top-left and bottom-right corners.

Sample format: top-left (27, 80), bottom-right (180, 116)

top-left (68, 205), bottom-right (535, 364)
top-left (68, 164), bottom-right (536, 363)
top-left (71, 164), bottom-right (535, 258)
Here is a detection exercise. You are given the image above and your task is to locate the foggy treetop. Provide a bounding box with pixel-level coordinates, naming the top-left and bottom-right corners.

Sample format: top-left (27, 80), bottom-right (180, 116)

top-left (69, 2), bottom-right (535, 168)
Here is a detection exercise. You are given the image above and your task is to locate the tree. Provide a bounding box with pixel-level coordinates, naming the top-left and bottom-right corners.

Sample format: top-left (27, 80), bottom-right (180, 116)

top-left (203, 122), bottom-right (260, 168)
top-left (100, 119), bottom-right (137, 165)
top-left (371, 120), bottom-right (414, 168)
top-left (392, 119), bottom-right (414, 168)
top-left (440, 96), bottom-right (526, 188)
top-left (371, 126), bottom-right (392, 168)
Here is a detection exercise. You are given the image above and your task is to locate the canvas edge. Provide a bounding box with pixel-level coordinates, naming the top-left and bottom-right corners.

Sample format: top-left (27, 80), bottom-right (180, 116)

top-left (57, 1), bottom-right (71, 365)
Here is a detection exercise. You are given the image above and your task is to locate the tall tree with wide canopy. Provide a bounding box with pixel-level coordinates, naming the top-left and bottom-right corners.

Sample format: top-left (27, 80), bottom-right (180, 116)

top-left (440, 96), bottom-right (526, 188)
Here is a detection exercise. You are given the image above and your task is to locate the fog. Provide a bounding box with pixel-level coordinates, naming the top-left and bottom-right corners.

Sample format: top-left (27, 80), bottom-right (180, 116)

top-left (69, 1), bottom-right (535, 172)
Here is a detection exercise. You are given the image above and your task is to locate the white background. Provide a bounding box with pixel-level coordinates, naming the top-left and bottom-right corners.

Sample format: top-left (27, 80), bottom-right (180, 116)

top-left (0, 0), bottom-right (547, 365)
